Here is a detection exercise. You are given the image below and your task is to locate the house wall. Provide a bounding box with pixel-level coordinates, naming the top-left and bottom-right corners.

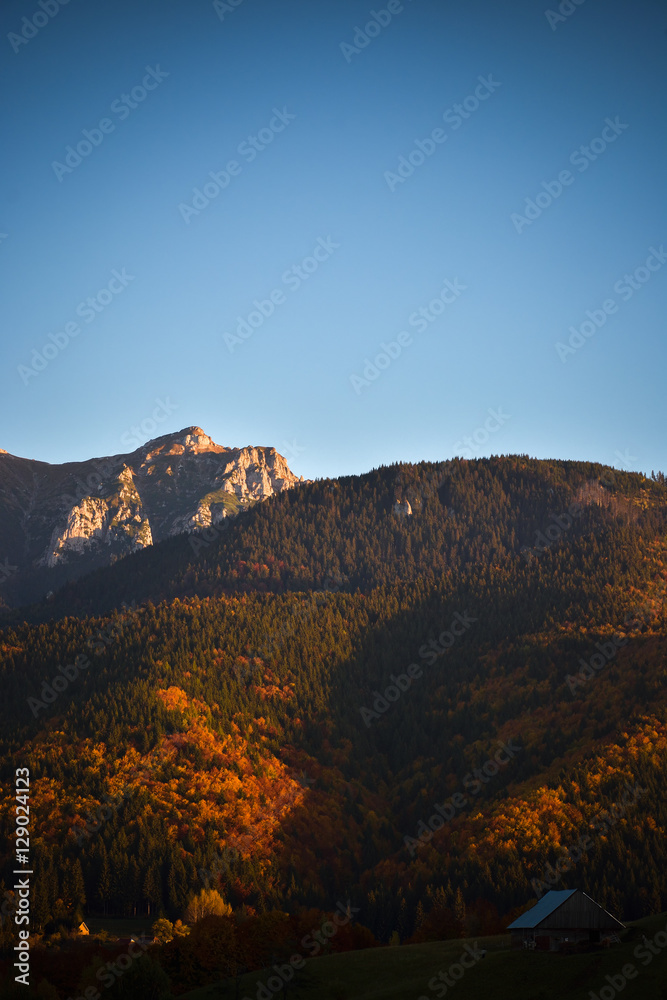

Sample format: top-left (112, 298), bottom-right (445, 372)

top-left (538, 893), bottom-right (623, 931)
top-left (511, 930), bottom-right (588, 951)
top-left (511, 928), bottom-right (618, 952)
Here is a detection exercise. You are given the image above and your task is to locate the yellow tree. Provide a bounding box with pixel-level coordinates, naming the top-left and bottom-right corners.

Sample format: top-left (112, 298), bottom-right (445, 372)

top-left (184, 887), bottom-right (232, 925)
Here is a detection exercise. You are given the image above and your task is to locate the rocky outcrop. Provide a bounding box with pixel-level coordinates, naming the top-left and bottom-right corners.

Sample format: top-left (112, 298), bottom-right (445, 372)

top-left (393, 499), bottom-right (413, 518)
top-left (41, 465), bottom-right (153, 568)
top-left (169, 447), bottom-right (299, 534)
top-left (0, 427), bottom-right (303, 587)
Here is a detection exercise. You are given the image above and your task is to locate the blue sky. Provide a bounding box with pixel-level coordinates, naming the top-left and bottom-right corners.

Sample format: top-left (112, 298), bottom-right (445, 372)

top-left (1, 0), bottom-right (665, 481)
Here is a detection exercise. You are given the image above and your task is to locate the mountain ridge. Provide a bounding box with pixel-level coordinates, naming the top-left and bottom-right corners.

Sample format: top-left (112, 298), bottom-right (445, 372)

top-left (0, 426), bottom-right (303, 607)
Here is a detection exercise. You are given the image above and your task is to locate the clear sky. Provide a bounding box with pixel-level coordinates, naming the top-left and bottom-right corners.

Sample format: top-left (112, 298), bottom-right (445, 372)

top-left (1, 0), bottom-right (665, 481)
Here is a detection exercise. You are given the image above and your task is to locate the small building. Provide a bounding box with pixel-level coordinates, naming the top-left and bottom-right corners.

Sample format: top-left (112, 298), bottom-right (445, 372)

top-left (507, 889), bottom-right (624, 952)
top-left (77, 921), bottom-right (90, 936)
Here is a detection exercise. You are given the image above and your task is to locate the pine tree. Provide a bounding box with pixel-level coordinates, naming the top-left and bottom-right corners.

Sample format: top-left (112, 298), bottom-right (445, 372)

top-left (143, 863), bottom-right (162, 917)
top-left (167, 855), bottom-right (189, 916)
top-left (97, 844), bottom-right (111, 915)
top-left (454, 887), bottom-right (466, 933)
top-left (70, 858), bottom-right (86, 912)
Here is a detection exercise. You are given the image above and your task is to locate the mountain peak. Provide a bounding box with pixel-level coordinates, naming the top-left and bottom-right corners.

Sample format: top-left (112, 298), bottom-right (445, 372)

top-left (0, 429), bottom-right (303, 599)
top-left (143, 426), bottom-right (227, 459)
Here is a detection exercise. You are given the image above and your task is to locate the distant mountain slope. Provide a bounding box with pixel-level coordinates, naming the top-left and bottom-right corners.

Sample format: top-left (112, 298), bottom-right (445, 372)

top-left (0, 427), bottom-right (302, 607)
top-left (0, 454), bottom-right (666, 947)
top-left (18, 454), bottom-right (666, 622)
top-left (0, 528), bottom-right (665, 940)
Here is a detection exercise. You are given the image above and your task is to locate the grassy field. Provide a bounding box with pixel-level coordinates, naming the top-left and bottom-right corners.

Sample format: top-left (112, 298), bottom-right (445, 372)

top-left (182, 913), bottom-right (667, 1000)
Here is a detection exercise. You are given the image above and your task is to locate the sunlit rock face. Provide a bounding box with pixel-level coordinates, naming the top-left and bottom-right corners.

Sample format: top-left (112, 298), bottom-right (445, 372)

top-left (0, 427), bottom-right (303, 593)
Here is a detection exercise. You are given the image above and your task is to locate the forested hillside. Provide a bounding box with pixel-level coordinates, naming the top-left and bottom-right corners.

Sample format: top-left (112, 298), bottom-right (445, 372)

top-left (14, 455), bottom-right (666, 620)
top-left (1, 457), bottom-right (666, 958)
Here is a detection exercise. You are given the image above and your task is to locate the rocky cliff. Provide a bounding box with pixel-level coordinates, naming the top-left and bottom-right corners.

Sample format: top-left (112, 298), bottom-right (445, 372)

top-left (0, 427), bottom-right (302, 605)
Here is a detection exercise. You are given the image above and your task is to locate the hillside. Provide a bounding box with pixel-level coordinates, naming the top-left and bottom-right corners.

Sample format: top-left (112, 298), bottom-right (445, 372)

top-left (10, 454), bottom-right (666, 623)
top-left (0, 454), bottom-right (666, 996)
top-left (177, 915), bottom-right (667, 1000)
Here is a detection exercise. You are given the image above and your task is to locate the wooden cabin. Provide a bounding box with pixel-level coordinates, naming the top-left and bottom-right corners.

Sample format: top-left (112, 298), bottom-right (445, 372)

top-left (507, 889), bottom-right (624, 952)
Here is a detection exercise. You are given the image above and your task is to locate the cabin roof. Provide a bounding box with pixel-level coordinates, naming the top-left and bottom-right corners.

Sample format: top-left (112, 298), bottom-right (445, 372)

top-left (507, 890), bottom-right (577, 929)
